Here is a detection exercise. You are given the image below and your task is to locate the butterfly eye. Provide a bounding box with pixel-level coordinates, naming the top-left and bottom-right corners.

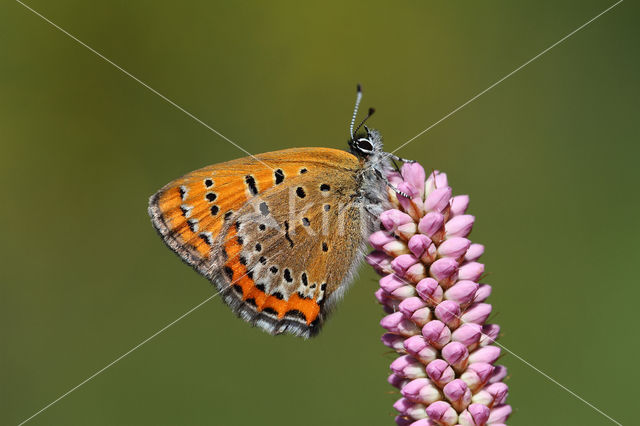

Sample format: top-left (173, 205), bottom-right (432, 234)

top-left (356, 138), bottom-right (374, 153)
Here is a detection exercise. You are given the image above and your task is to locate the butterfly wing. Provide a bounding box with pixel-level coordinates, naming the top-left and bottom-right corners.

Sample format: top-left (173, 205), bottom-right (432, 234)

top-left (149, 148), bottom-right (371, 337)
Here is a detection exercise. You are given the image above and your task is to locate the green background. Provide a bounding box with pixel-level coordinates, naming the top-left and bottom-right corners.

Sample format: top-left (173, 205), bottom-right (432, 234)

top-left (1, 1), bottom-right (637, 425)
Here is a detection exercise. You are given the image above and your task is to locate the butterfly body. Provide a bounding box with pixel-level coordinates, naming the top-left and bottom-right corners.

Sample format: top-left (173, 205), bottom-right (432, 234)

top-left (149, 130), bottom-right (393, 337)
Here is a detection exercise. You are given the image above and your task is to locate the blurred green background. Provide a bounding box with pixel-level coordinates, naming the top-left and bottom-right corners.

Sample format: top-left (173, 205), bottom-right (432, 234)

top-left (1, 1), bottom-right (637, 425)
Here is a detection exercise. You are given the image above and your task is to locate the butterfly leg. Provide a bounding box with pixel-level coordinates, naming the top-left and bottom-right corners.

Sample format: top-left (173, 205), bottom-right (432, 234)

top-left (375, 168), bottom-right (411, 199)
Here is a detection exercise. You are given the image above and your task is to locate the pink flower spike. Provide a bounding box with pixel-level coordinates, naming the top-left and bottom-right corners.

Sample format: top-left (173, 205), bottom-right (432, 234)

top-left (437, 237), bottom-right (471, 259)
top-left (416, 278), bottom-right (444, 305)
top-left (424, 187), bottom-right (453, 213)
top-left (488, 405), bottom-right (512, 424)
top-left (451, 323), bottom-right (482, 347)
top-left (381, 209), bottom-right (414, 232)
top-left (443, 379), bottom-right (472, 412)
top-left (444, 280), bottom-right (479, 306)
top-left (418, 212), bottom-right (445, 238)
top-left (458, 262), bottom-right (484, 282)
top-left (402, 162), bottom-right (427, 197)
top-left (429, 258), bottom-right (459, 287)
top-left (392, 254), bottom-right (419, 276)
top-left (441, 342), bottom-right (469, 372)
top-left (425, 401), bottom-right (458, 426)
top-left (369, 230), bottom-right (396, 250)
top-left (434, 300), bottom-right (461, 329)
top-left (371, 165), bottom-right (509, 424)
top-left (449, 194), bottom-right (469, 216)
top-left (464, 243), bottom-right (484, 262)
top-left (461, 303), bottom-right (492, 325)
top-left (445, 215), bottom-right (475, 239)
top-left (422, 320), bottom-right (451, 349)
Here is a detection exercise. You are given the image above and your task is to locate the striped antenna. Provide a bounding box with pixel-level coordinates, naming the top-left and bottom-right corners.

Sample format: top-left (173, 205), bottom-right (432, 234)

top-left (349, 84), bottom-right (363, 139)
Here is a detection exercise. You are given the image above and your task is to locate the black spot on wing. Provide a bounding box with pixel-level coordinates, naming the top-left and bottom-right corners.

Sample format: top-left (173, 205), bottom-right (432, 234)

top-left (296, 187), bottom-right (306, 198)
top-left (284, 221), bottom-right (294, 247)
top-left (320, 183), bottom-right (330, 192)
top-left (245, 175), bottom-right (258, 196)
top-left (224, 266), bottom-right (234, 280)
top-left (283, 269), bottom-right (293, 283)
top-left (259, 202), bottom-right (270, 216)
top-left (285, 309), bottom-right (307, 322)
top-left (210, 205), bottom-right (219, 216)
top-left (274, 169), bottom-right (285, 185)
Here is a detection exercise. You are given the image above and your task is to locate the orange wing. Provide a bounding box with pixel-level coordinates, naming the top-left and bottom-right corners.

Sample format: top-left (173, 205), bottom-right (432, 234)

top-left (148, 148), bottom-right (365, 337)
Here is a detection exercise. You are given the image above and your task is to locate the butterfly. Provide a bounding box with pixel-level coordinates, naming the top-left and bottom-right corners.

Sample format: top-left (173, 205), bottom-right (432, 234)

top-left (148, 86), bottom-right (413, 338)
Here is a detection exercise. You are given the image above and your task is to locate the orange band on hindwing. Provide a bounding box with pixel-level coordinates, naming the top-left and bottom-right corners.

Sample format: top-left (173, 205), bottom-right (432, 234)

top-left (223, 226), bottom-right (320, 325)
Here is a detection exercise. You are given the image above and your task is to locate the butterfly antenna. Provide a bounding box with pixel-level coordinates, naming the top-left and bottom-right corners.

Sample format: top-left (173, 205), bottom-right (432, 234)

top-left (352, 107), bottom-right (376, 137)
top-left (349, 84), bottom-right (363, 139)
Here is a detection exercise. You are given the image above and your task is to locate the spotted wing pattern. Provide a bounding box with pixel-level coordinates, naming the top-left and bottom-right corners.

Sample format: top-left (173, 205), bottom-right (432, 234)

top-left (149, 148), bottom-right (367, 337)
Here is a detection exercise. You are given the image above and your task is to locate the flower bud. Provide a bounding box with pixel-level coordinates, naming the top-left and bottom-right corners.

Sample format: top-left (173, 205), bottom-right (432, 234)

top-left (443, 379), bottom-right (472, 412)
top-left (418, 212), bottom-right (445, 238)
top-left (426, 359), bottom-right (455, 387)
top-left (434, 300), bottom-right (461, 329)
top-left (464, 243), bottom-right (484, 261)
top-left (444, 280), bottom-right (479, 306)
top-left (422, 320), bottom-right (452, 349)
top-left (441, 341), bottom-right (469, 371)
top-left (438, 237), bottom-right (471, 258)
top-left (445, 215), bottom-right (475, 238)
top-left (369, 230), bottom-right (396, 250)
top-left (458, 262), bottom-right (484, 282)
top-left (425, 401), bottom-right (457, 426)
top-left (416, 278), bottom-right (443, 305)
top-left (449, 194), bottom-right (469, 216)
